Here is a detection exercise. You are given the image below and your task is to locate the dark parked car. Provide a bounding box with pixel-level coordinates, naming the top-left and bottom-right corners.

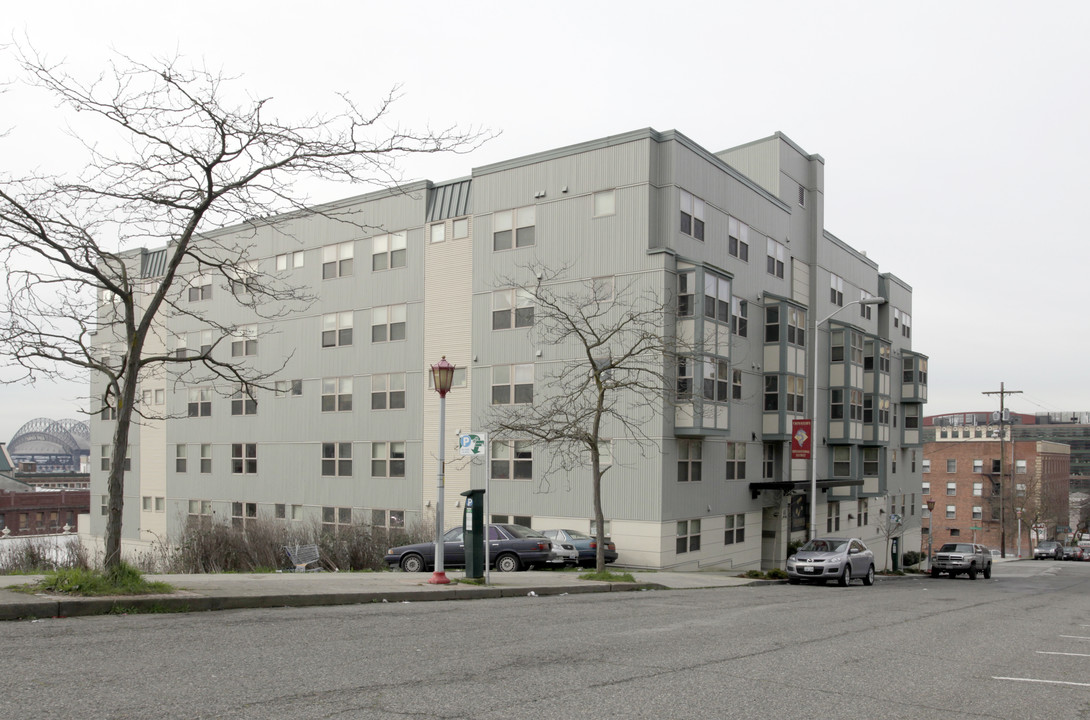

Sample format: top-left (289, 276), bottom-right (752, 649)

top-left (786, 537), bottom-right (876, 587)
top-left (385, 524), bottom-right (555, 573)
top-left (931, 543), bottom-right (992, 579)
top-left (541, 528), bottom-right (618, 567)
top-left (1062, 545), bottom-right (1086, 561)
top-left (1033, 541), bottom-right (1064, 560)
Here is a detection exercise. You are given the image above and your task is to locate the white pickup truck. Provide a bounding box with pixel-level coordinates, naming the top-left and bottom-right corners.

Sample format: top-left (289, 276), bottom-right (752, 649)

top-left (931, 542), bottom-right (992, 579)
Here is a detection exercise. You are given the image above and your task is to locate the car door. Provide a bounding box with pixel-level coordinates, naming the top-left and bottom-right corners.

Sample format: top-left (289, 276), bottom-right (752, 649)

top-left (444, 526), bottom-right (466, 566)
top-left (848, 540), bottom-right (866, 576)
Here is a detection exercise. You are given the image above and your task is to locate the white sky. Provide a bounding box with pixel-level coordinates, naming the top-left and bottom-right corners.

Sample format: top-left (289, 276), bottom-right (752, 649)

top-left (3, 0), bottom-right (1089, 443)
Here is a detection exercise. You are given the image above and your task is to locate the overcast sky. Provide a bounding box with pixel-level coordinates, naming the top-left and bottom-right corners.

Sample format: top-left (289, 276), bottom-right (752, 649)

top-left (3, 0), bottom-right (1089, 443)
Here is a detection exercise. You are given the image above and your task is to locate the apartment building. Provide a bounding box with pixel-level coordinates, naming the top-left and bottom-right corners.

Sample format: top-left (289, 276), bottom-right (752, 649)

top-left (922, 425), bottom-right (1070, 555)
top-left (88, 128), bottom-right (927, 571)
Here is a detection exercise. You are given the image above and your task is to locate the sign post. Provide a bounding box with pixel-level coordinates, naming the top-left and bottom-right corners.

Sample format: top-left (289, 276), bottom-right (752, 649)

top-left (458, 432), bottom-right (489, 583)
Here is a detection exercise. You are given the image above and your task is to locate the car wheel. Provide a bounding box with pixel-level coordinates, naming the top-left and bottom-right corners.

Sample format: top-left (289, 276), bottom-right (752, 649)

top-left (838, 567), bottom-right (851, 587)
top-left (495, 553), bottom-right (521, 573)
top-left (862, 565), bottom-right (875, 586)
top-left (983, 563), bottom-right (992, 579)
top-left (400, 554), bottom-right (425, 573)
top-left (968, 565), bottom-right (978, 580)
top-left (930, 568), bottom-right (940, 578)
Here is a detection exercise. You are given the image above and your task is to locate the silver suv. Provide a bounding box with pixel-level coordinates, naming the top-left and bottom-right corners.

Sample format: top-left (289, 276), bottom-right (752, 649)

top-left (931, 542), bottom-right (992, 579)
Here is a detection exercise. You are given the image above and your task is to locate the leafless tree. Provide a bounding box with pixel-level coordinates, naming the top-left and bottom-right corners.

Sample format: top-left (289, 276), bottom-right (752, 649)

top-left (874, 500), bottom-right (905, 572)
top-left (0, 44), bottom-right (492, 569)
top-left (488, 265), bottom-right (682, 572)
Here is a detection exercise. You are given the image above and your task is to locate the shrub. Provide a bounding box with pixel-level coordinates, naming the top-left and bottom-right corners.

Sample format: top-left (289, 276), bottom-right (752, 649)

top-left (786, 539), bottom-right (805, 561)
top-left (0, 535), bottom-right (90, 574)
top-left (902, 551), bottom-right (922, 568)
top-left (744, 569), bottom-right (764, 578)
top-left (765, 568), bottom-right (787, 579)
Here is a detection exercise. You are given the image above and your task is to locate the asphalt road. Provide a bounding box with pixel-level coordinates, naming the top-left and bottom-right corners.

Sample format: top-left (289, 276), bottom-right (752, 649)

top-left (4, 560), bottom-right (1088, 719)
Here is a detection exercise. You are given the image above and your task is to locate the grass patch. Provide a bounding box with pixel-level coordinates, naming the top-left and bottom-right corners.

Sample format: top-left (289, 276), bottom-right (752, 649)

top-left (456, 577), bottom-right (486, 585)
top-left (26, 563), bottom-right (175, 597)
top-left (579, 570), bottom-right (636, 583)
top-left (108, 602), bottom-right (190, 615)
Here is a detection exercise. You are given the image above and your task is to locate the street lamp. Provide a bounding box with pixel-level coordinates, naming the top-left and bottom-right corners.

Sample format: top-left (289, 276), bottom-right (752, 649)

top-left (809, 296), bottom-right (886, 540)
top-left (926, 498), bottom-right (936, 571)
top-left (428, 356), bottom-right (456, 585)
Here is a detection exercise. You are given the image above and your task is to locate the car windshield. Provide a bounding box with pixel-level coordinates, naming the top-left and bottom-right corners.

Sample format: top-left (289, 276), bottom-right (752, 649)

top-left (503, 524), bottom-right (547, 539)
top-left (564, 529), bottom-right (592, 539)
top-left (938, 543), bottom-right (974, 553)
top-left (800, 539), bottom-right (848, 553)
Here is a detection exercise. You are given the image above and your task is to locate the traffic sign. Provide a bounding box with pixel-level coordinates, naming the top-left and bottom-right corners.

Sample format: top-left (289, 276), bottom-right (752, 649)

top-left (458, 433), bottom-right (487, 456)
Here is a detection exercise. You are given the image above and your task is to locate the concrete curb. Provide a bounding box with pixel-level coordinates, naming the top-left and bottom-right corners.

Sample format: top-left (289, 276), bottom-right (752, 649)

top-left (0, 581), bottom-right (668, 621)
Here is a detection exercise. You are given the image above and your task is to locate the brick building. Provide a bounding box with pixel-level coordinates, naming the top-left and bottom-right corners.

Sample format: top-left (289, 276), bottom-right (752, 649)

top-left (922, 427), bottom-right (1070, 557)
top-left (0, 488), bottom-right (90, 535)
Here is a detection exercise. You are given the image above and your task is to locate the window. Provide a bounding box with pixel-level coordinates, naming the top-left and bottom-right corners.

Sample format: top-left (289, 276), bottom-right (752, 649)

top-left (592, 276), bottom-right (615, 303)
top-left (231, 326), bottom-right (257, 357)
top-left (830, 388), bottom-right (843, 420)
top-left (593, 189), bottom-right (615, 217)
top-left (922, 481), bottom-right (930, 494)
top-left (728, 217), bottom-right (750, 261)
top-left (725, 442), bottom-right (746, 480)
top-left (101, 405), bottom-right (118, 420)
top-left (946, 505), bottom-right (956, 520)
top-left (493, 206), bottom-right (535, 250)
top-left (232, 443), bottom-right (257, 474)
top-left (200, 444), bottom-right (212, 473)
top-left (904, 405), bottom-right (920, 430)
top-left (322, 506), bottom-right (354, 535)
top-left (322, 311), bottom-right (354, 347)
top-left (100, 495), bottom-right (108, 516)
top-left (231, 384), bottom-right (257, 416)
top-left (1015, 459), bottom-right (1027, 474)
top-left (188, 499), bottom-right (212, 518)
top-left (371, 442), bottom-right (406, 478)
top-left (321, 442), bottom-right (353, 477)
top-left (786, 376), bottom-right (805, 412)
top-left (863, 447), bottom-right (880, 476)
top-left (972, 506), bottom-right (983, 520)
top-left (372, 231), bottom-right (407, 270)
top-left (229, 262), bottom-right (257, 296)
top-left (827, 502), bottom-right (841, 533)
top-left (188, 387), bottom-right (212, 417)
top-left (371, 304), bottom-right (407, 342)
top-left (946, 459), bottom-right (956, 473)
top-left (762, 443), bottom-right (775, 479)
top-left (829, 274), bottom-right (845, 307)
top-left (704, 274), bottom-right (731, 323)
top-left (859, 291), bottom-right (875, 319)
top-left (767, 238), bottom-right (785, 278)
top-left (946, 481), bottom-right (957, 495)
top-left (857, 499), bottom-right (869, 526)
top-left (430, 223), bottom-right (445, 243)
top-left (832, 446), bottom-right (851, 477)
top-left (1016, 483), bottom-right (1026, 497)
top-left (274, 504), bottom-right (286, 520)
top-left (427, 367), bottom-right (467, 390)
top-left (676, 519), bottom-right (701, 553)
top-left (679, 190), bottom-right (705, 240)
top-left (491, 440), bottom-right (532, 479)
top-left (678, 440), bottom-right (702, 482)
top-left (322, 241), bottom-right (354, 279)
top-left (371, 509), bottom-right (406, 529)
top-left (677, 357), bottom-right (694, 397)
top-left (452, 217), bottom-right (469, 240)
top-left (492, 289), bottom-right (535, 330)
top-left (371, 373), bottom-right (406, 410)
top-left (188, 277), bottom-right (212, 301)
top-left (275, 379), bottom-right (303, 397)
top-left (731, 298), bottom-right (748, 337)
top-left (492, 364), bottom-right (534, 404)
top-left (901, 312), bottom-right (912, 339)
top-left (724, 514), bottom-right (745, 545)
top-left (764, 376), bottom-right (778, 411)
top-left (786, 308), bottom-right (806, 347)
top-left (175, 444), bottom-right (187, 473)
top-left (764, 306), bottom-right (780, 343)
top-left (321, 377), bottom-right (353, 412)
top-left (972, 459), bottom-right (983, 473)
top-left (275, 251), bottom-right (304, 271)
top-left (991, 458), bottom-right (1001, 473)
top-left (143, 496), bottom-right (152, 511)
top-left (703, 359), bottom-right (729, 402)
top-left (678, 270), bottom-right (695, 317)
top-left (732, 369), bottom-right (743, 400)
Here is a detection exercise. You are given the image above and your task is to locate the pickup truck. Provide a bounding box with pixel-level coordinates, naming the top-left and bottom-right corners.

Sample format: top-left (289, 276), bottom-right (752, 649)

top-left (931, 542), bottom-right (992, 579)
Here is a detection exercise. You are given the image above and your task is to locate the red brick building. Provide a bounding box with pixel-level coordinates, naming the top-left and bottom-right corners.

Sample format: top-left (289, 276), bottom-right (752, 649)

top-left (922, 429), bottom-right (1069, 558)
top-left (0, 488), bottom-right (90, 535)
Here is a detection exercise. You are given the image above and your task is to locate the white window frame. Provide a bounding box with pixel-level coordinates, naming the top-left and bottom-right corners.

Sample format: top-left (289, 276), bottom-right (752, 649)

top-left (372, 231), bottom-right (407, 270)
top-left (321, 442), bottom-right (353, 477)
top-left (491, 364), bottom-right (534, 405)
top-left (767, 238), bottom-right (785, 278)
top-left (727, 217), bottom-right (750, 261)
top-left (322, 311), bottom-right (354, 348)
top-left (371, 304), bottom-right (407, 343)
top-left (593, 189), bottom-right (616, 217)
top-left (231, 443), bottom-right (257, 475)
top-left (371, 373), bottom-right (406, 410)
top-left (493, 206), bottom-right (536, 251)
top-left (321, 377), bottom-right (353, 412)
top-left (492, 289), bottom-right (535, 330)
top-left (231, 325), bottom-right (257, 357)
top-left (371, 441), bottom-right (406, 478)
top-left (322, 241), bottom-right (354, 279)
top-left (491, 440), bottom-right (533, 480)
top-left (679, 190), bottom-right (705, 240)
top-left (275, 250), bottom-right (305, 271)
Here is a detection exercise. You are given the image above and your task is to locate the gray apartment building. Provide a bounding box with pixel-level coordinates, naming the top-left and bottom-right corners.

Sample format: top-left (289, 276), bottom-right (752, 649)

top-left (87, 128), bottom-right (927, 571)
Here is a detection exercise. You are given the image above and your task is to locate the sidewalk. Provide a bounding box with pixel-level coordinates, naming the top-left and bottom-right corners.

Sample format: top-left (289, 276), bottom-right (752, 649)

top-left (0, 569), bottom-right (758, 621)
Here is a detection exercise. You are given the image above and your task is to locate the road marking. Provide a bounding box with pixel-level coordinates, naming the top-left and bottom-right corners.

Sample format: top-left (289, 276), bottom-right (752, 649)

top-left (1059, 635), bottom-right (1090, 641)
top-left (1037, 651), bottom-right (1090, 658)
top-left (993, 677), bottom-right (1090, 687)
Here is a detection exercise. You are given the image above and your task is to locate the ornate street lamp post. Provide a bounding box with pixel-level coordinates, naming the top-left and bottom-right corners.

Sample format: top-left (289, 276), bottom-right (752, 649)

top-left (428, 356), bottom-right (456, 585)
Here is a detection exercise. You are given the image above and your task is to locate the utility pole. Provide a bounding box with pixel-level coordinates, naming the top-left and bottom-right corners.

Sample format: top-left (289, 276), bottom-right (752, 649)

top-left (982, 383), bottom-right (1022, 558)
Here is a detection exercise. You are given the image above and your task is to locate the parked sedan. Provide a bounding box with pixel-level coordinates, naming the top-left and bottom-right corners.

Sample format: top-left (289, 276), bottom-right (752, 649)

top-left (786, 537), bottom-right (876, 587)
top-left (1062, 545), bottom-right (1086, 561)
top-left (385, 524), bottom-right (555, 573)
top-left (541, 529), bottom-right (618, 567)
top-left (1033, 541), bottom-right (1064, 560)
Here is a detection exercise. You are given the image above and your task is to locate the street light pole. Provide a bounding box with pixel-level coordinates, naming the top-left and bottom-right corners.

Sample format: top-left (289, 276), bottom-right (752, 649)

top-left (926, 498), bottom-right (936, 571)
top-left (809, 296), bottom-right (886, 540)
top-left (428, 356), bottom-right (456, 585)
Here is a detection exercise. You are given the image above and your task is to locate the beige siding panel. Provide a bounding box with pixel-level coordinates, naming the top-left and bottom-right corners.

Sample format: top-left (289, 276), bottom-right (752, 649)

top-left (716, 138), bottom-right (781, 196)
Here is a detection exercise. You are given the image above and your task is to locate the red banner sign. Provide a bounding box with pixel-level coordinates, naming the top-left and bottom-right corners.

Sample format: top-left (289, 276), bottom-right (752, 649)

top-left (792, 419), bottom-right (812, 459)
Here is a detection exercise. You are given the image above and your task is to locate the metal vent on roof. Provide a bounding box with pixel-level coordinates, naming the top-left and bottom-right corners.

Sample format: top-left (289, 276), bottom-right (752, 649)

top-left (426, 180), bottom-right (472, 222)
top-left (140, 249), bottom-right (169, 278)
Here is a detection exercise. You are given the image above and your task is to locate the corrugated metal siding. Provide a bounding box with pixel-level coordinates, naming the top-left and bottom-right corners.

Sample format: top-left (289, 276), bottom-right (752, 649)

top-left (426, 179), bottom-right (472, 222)
top-left (140, 248), bottom-right (168, 278)
top-left (716, 139), bottom-right (780, 196)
